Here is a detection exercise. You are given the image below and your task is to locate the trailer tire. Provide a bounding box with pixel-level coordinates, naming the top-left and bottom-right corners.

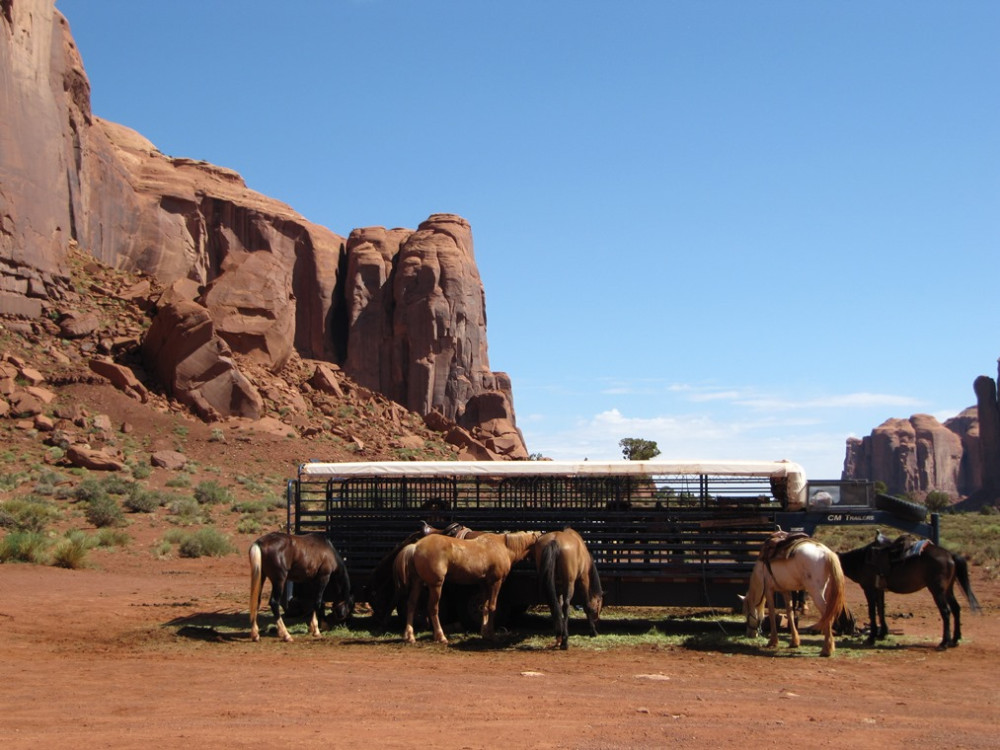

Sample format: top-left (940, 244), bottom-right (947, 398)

top-left (875, 493), bottom-right (927, 522)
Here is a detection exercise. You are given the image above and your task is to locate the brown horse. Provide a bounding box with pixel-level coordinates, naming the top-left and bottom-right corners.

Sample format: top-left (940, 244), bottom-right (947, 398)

top-left (838, 532), bottom-right (981, 650)
top-left (740, 536), bottom-right (846, 657)
top-left (401, 530), bottom-right (540, 644)
top-left (364, 521), bottom-right (482, 630)
top-left (534, 527), bottom-right (603, 650)
top-left (249, 532), bottom-right (352, 642)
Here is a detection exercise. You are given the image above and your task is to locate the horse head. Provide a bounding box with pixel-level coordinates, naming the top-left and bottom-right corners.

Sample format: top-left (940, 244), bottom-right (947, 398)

top-left (326, 594), bottom-right (354, 626)
top-left (738, 593), bottom-right (763, 637)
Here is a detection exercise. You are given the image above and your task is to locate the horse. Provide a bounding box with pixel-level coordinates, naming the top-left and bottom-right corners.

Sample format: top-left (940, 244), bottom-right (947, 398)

top-left (248, 531), bottom-right (353, 642)
top-left (739, 534), bottom-right (846, 657)
top-left (363, 521), bottom-right (482, 630)
top-left (401, 530), bottom-right (540, 644)
top-left (838, 531), bottom-right (981, 650)
top-left (533, 527), bottom-right (603, 650)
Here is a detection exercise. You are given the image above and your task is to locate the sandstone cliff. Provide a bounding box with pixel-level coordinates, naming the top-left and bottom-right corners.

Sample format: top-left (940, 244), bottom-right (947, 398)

top-left (0, 1), bottom-right (525, 459)
top-left (843, 360), bottom-right (1000, 506)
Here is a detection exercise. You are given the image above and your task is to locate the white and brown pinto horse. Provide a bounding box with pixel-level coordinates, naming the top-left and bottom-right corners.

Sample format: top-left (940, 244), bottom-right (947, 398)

top-left (740, 536), bottom-right (846, 657)
top-left (399, 530), bottom-right (540, 644)
top-left (249, 531), bottom-right (352, 643)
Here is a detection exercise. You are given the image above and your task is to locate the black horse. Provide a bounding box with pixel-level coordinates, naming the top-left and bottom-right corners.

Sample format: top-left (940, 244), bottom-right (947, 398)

top-left (838, 532), bottom-right (980, 650)
top-left (249, 532), bottom-right (353, 642)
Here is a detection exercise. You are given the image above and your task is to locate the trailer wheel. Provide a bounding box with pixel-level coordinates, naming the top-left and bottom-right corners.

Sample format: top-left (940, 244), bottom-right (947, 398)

top-left (875, 493), bottom-right (927, 522)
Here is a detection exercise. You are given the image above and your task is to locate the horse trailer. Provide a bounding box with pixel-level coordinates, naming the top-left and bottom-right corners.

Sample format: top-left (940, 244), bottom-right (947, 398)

top-left (287, 459), bottom-right (939, 610)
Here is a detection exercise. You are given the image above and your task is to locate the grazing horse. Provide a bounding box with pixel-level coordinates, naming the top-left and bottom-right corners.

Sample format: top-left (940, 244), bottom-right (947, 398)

top-left (248, 532), bottom-right (352, 642)
top-left (364, 521), bottom-right (482, 630)
top-left (402, 531), bottom-right (540, 644)
top-left (534, 527), bottom-right (603, 650)
top-left (838, 532), bottom-right (981, 650)
top-left (740, 535), bottom-right (846, 657)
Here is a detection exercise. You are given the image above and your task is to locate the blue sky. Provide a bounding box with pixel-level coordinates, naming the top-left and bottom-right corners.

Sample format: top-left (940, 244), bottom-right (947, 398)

top-left (56, 1), bottom-right (999, 481)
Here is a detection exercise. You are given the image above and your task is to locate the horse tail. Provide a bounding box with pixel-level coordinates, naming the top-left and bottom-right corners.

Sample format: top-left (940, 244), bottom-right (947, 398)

top-left (539, 539), bottom-right (562, 616)
top-left (817, 548), bottom-right (847, 633)
top-left (249, 542), bottom-right (263, 628)
top-left (393, 543), bottom-right (417, 591)
top-left (953, 553), bottom-right (982, 613)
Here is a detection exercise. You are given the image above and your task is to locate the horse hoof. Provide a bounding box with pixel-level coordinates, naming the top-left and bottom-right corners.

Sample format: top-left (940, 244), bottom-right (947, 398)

top-left (560, 641), bottom-right (569, 651)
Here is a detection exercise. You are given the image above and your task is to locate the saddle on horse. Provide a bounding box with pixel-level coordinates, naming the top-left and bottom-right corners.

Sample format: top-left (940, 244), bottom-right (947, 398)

top-left (866, 531), bottom-right (932, 589)
top-left (758, 530), bottom-right (812, 563)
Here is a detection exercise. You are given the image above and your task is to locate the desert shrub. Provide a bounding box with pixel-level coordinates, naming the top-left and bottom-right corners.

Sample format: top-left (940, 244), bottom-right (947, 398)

top-left (0, 470), bottom-right (30, 491)
top-left (236, 516), bottom-right (264, 535)
top-left (0, 531), bottom-right (51, 563)
top-left (194, 480), bottom-right (232, 506)
top-left (73, 478), bottom-right (107, 504)
top-left (84, 494), bottom-right (126, 528)
top-left (51, 532), bottom-right (91, 569)
top-left (123, 486), bottom-right (165, 513)
top-left (231, 499), bottom-right (268, 515)
top-left (129, 461), bottom-right (151, 480)
top-left (165, 475), bottom-right (190, 488)
top-left (0, 496), bottom-right (61, 533)
top-left (167, 496), bottom-right (208, 525)
top-left (209, 427), bottom-right (226, 443)
top-left (176, 527), bottom-right (235, 558)
top-left (101, 476), bottom-right (134, 496)
top-left (92, 528), bottom-right (131, 548)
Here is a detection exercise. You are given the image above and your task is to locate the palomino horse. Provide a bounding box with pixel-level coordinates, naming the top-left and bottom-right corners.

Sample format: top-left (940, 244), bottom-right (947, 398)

top-left (740, 534), bottom-right (846, 657)
top-left (249, 531), bottom-right (353, 642)
top-left (401, 530), bottom-right (540, 644)
top-left (838, 532), bottom-right (981, 650)
top-left (534, 527), bottom-right (603, 650)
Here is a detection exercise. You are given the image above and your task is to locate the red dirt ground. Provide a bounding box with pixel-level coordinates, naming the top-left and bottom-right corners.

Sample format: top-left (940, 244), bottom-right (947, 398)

top-left (2, 536), bottom-right (997, 750)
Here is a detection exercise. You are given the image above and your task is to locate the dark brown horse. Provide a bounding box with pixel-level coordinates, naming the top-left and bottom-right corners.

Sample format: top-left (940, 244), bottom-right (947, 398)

top-left (401, 531), bottom-right (540, 644)
top-left (249, 532), bottom-right (352, 642)
top-left (534, 527), bottom-right (603, 650)
top-left (838, 532), bottom-right (981, 650)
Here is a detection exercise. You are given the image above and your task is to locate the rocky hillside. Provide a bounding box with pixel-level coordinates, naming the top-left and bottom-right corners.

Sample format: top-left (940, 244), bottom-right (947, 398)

top-left (0, 246), bottom-right (466, 480)
top-left (0, 0), bottom-right (526, 460)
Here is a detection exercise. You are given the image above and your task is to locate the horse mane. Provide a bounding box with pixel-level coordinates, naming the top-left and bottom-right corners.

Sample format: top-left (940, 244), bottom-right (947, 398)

top-left (587, 556), bottom-right (603, 597)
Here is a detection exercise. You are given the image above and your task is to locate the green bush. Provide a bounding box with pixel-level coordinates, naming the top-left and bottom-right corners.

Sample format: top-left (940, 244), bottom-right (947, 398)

top-left (925, 491), bottom-right (952, 513)
top-left (51, 532), bottom-right (91, 569)
top-left (167, 496), bottom-right (208, 525)
top-left (194, 480), bottom-right (232, 506)
top-left (100, 476), bottom-right (135, 496)
top-left (176, 527), bottom-right (235, 558)
top-left (73, 478), bottom-right (107, 504)
top-left (0, 496), bottom-right (61, 533)
top-left (84, 494), bottom-right (126, 528)
top-left (123, 487), bottom-right (165, 513)
top-left (92, 528), bottom-right (131, 548)
top-left (0, 531), bottom-right (51, 563)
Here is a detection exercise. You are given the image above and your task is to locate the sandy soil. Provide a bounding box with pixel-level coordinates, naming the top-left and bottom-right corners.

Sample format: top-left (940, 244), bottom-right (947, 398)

top-left (1, 535), bottom-right (997, 750)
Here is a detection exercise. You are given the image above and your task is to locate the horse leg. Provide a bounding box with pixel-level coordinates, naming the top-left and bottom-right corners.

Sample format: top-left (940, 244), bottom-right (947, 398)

top-left (875, 590), bottom-right (889, 640)
top-left (765, 590), bottom-right (780, 649)
top-left (427, 583), bottom-right (448, 644)
top-left (782, 590), bottom-right (801, 649)
top-left (270, 574), bottom-right (293, 642)
top-left (308, 574), bottom-right (331, 638)
top-left (481, 580), bottom-right (503, 640)
top-left (403, 577), bottom-right (422, 644)
top-left (949, 589), bottom-right (962, 646)
top-left (929, 587), bottom-right (952, 650)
